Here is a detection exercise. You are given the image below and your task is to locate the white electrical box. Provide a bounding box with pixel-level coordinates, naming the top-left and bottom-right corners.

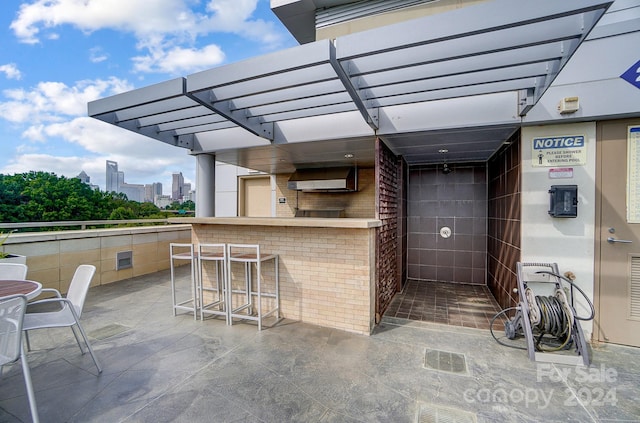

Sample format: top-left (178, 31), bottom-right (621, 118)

top-left (558, 97), bottom-right (579, 114)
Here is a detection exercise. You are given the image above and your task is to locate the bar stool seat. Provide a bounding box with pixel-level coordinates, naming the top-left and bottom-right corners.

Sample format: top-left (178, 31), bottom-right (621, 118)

top-left (227, 244), bottom-right (280, 330)
top-left (197, 243), bottom-right (228, 323)
top-left (169, 243), bottom-right (199, 320)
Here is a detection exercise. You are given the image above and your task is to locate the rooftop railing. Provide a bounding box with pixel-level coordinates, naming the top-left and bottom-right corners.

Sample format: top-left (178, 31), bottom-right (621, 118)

top-left (0, 219), bottom-right (170, 231)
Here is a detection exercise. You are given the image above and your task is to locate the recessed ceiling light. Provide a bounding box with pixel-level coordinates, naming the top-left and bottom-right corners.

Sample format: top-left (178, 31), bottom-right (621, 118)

top-left (438, 149), bottom-right (449, 153)
top-left (344, 153), bottom-right (354, 158)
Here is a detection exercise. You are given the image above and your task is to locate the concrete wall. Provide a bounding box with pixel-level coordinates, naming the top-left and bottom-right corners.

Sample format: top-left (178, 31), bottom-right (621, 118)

top-left (2, 225), bottom-right (192, 293)
top-left (521, 122), bottom-right (597, 337)
top-left (525, 6), bottom-right (640, 124)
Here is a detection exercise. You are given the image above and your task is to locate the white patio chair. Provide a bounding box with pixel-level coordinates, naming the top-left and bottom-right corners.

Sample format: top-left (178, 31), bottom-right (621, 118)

top-left (0, 263), bottom-right (28, 280)
top-left (23, 264), bottom-right (102, 373)
top-left (0, 294), bottom-right (39, 423)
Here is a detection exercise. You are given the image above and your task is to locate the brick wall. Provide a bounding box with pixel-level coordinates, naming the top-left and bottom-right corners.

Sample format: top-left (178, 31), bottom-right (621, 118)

top-left (193, 224), bottom-right (376, 335)
top-left (375, 139), bottom-right (401, 320)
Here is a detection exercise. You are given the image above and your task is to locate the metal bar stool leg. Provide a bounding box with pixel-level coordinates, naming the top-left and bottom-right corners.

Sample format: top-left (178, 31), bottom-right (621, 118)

top-left (170, 243), bottom-right (198, 319)
top-left (227, 244), bottom-right (281, 330)
top-left (198, 243), bottom-right (228, 323)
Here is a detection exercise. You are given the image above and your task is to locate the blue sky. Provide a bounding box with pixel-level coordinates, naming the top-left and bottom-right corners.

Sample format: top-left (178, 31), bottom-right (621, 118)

top-left (0, 0), bottom-right (296, 194)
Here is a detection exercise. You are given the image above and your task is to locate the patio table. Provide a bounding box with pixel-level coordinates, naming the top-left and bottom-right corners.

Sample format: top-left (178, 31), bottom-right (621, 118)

top-left (0, 280), bottom-right (42, 300)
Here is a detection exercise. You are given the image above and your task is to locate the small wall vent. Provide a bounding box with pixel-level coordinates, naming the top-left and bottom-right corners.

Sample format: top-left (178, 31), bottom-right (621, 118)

top-left (116, 250), bottom-right (133, 270)
top-left (631, 256), bottom-right (640, 319)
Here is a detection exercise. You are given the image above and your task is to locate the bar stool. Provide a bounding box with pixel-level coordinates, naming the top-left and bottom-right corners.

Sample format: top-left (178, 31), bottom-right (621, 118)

top-left (197, 243), bottom-right (228, 323)
top-left (227, 244), bottom-right (280, 331)
top-left (169, 243), bottom-right (199, 320)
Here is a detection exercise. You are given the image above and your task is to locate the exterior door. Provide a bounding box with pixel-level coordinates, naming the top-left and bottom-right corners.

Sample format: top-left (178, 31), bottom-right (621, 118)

top-left (596, 120), bottom-right (640, 347)
top-left (239, 176), bottom-right (271, 217)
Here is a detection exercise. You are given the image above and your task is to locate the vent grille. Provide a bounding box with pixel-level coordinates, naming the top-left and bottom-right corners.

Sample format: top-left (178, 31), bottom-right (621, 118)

top-left (316, 0), bottom-right (435, 29)
top-left (116, 250), bottom-right (133, 270)
top-left (423, 349), bottom-right (467, 374)
top-left (631, 256), bottom-right (640, 319)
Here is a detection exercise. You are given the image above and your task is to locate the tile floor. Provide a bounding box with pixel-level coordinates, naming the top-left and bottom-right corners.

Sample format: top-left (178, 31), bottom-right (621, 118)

top-left (385, 279), bottom-right (505, 330)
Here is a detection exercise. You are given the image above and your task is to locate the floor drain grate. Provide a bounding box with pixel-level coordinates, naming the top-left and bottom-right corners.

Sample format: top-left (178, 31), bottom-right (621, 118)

top-left (416, 403), bottom-right (476, 423)
top-left (423, 349), bottom-right (467, 374)
top-left (89, 323), bottom-right (130, 340)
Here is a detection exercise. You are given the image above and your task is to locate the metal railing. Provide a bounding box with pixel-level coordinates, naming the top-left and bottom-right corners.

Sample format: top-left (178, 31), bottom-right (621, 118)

top-left (0, 219), bottom-right (171, 231)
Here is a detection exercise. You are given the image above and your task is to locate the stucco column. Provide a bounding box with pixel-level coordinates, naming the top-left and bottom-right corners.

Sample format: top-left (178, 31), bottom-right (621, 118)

top-left (195, 154), bottom-right (215, 217)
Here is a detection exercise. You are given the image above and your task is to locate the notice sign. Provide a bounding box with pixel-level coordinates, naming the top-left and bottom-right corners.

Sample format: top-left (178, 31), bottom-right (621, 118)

top-left (532, 135), bottom-right (587, 167)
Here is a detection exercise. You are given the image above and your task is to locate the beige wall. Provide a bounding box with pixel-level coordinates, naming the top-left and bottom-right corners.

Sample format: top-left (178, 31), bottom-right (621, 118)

top-left (2, 225), bottom-right (191, 293)
top-left (317, 0), bottom-right (490, 40)
top-left (275, 168), bottom-right (375, 218)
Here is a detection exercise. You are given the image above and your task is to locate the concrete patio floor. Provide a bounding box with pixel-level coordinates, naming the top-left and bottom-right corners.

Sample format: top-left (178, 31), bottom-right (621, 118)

top-left (1, 267), bottom-right (638, 422)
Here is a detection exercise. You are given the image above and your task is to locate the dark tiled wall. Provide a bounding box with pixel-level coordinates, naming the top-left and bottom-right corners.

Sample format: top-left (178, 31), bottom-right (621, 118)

top-left (487, 131), bottom-right (521, 309)
top-left (407, 164), bottom-right (487, 285)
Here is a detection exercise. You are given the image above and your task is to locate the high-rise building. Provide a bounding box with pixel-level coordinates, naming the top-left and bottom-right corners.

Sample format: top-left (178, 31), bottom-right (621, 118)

top-left (76, 170), bottom-right (90, 184)
top-left (172, 172), bottom-right (184, 201)
top-left (119, 183), bottom-right (145, 202)
top-left (154, 194), bottom-right (172, 209)
top-left (145, 182), bottom-right (163, 203)
top-left (107, 161), bottom-right (191, 203)
top-left (182, 189), bottom-right (195, 202)
top-left (105, 160), bottom-right (119, 193)
top-left (75, 170), bottom-right (99, 190)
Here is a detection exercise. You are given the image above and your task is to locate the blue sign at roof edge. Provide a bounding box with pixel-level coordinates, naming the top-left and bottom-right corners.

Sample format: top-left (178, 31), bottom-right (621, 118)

top-left (621, 59), bottom-right (640, 90)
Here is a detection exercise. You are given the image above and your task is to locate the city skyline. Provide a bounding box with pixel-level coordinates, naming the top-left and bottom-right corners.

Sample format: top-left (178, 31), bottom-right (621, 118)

top-left (102, 159), bottom-right (193, 205)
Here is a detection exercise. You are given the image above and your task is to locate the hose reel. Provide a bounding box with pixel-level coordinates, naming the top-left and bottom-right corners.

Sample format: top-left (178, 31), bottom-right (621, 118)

top-left (491, 262), bottom-right (594, 366)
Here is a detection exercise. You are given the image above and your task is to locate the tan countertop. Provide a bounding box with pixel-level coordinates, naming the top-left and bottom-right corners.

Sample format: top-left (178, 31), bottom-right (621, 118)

top-left (169, 217), bottom-right (381, 229)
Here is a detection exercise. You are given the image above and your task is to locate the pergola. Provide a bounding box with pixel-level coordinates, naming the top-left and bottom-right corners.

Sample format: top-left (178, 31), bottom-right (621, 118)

top-left (88, 0), bottom-right (611, 214)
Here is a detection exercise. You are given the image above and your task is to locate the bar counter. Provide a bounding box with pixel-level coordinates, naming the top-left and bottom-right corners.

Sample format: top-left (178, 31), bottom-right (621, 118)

top-left (170, 217), bottom-right (381, 335)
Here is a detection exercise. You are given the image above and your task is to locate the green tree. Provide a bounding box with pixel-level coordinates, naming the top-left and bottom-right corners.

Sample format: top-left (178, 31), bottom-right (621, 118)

top-left (108, 206), bottom-right (137, 220)
top-left (0, 171), bottom-right (176, 225)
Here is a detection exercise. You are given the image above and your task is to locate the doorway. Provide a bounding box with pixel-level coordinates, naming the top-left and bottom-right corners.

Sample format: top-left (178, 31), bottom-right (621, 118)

top-left (238, 176), bottom-right (271, 217)
top-left (596, 119), bottom-right (640, 347)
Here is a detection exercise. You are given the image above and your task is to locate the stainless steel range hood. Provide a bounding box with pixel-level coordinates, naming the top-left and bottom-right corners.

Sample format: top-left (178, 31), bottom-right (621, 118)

top-left (287, 167), bottom-right (357, 192)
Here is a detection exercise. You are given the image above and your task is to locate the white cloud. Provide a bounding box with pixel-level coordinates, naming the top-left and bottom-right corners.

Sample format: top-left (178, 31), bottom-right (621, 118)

top-left (44, 117), bottom-right (182, 159)
top-left (201, 0), bottom-right (282, 47)
top-left (89, 47), bottom-right (108, 63)
top-left (10, 0), bottom-right (188, 44)
top-left (10, 0), bottom-right (286, 75)
top-left (0, 63), bottom-right (22, 80)
top-left (0, 77), bottom-right (134, 124)
top-left (132, 43), bottom-right (225, 75)
top-left (21, 125), bottom-right (46, 142)
top-left (2, 154), bottom-right (98, 179)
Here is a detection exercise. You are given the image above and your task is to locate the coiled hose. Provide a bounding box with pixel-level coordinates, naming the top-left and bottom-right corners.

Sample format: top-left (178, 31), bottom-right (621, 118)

top-left (490, 271), bottom-right (595, 351)
top-left (532, 290), bottom-right (573, 351)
